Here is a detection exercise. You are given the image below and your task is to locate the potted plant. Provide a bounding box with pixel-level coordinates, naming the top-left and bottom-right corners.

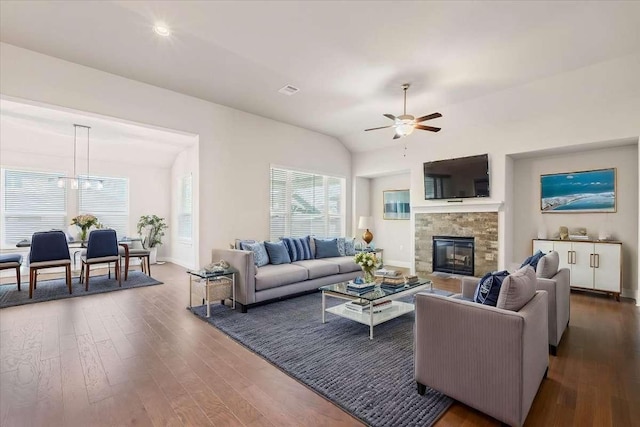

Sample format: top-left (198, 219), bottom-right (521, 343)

top-left (137, 215), bottom-right (168, 264)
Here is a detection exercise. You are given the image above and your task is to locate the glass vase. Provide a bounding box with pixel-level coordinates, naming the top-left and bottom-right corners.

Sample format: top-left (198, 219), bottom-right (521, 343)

top-left (363, 268), bottom-right (375, 283)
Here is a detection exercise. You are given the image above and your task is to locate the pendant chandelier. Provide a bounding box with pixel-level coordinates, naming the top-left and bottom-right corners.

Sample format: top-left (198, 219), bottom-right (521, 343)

top-left (57, 124), bottom-right (103, 190)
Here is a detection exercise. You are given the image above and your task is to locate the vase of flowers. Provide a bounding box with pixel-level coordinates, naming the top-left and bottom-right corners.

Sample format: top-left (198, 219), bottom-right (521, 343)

top-left (71, 214), bottom-right (99, 242)
top-left (354, 252), bottom-right (377, 283)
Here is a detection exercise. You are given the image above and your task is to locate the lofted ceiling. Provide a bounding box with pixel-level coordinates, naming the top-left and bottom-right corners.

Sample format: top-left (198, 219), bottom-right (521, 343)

top-left (1, 1), bottom-right (639, 152)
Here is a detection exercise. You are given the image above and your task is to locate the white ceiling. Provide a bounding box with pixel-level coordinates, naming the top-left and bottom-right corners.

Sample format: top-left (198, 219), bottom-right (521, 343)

top-left (1, 1), bottom-right (639, 152)
top-left (0, 99), bottom-right (196, 167)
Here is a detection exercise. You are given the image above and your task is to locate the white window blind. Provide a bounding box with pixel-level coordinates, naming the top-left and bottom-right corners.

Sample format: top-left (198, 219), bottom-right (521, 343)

top-left (79, 175), bottom-right (129, 238)
top-left (270, 167), bottom-right (345, 241)
top-left (1, 168), bottom-right (67, 247)
top-left (178, 174), bottom-right (192, 241)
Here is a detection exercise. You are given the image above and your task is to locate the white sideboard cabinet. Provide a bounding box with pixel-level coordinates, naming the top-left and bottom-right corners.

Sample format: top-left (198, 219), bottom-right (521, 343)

top-left (532, 239), bottom-right (622, 301)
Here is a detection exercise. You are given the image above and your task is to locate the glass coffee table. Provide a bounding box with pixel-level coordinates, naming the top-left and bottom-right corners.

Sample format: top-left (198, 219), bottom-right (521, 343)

top-left (320, 280), bottom-right (448, 339)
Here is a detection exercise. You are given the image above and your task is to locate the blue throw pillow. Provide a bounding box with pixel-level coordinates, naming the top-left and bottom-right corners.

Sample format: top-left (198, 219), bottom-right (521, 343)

top-left (280, 237), bottom-right (299, 262)
top-left (244, 241), bottom-right (269, 267)
top-left (315, 238), bottom-right (341, 259)
top-left (264, 241), bottom-right (291, 265)
top-left (294, 236), bottom-right (312, 260)
top-left (520, 250), bottom-right (545, 271)
top-left (473, 270), bottom-right (510, 306)
top-left (344, 238), bottom-right (356, 256)
top-left (336, 237), bottom-right (346, 256)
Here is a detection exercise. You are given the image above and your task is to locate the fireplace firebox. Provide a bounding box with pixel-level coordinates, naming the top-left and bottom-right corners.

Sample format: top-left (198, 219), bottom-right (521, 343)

top-left (432, 236), bottom-right (474, 276)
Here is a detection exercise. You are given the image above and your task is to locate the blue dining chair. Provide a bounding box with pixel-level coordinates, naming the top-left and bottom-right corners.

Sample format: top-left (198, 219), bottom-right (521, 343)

top-left (0, 253), bottom-right (23, 290)
top-left (80, 229), bottom-right (121, 290)
top-left (29, 230), bottom-right (72, 298)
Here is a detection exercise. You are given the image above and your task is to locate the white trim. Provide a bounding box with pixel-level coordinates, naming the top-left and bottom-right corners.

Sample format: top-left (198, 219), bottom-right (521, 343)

top-left (384, 260), bottom-right (411, 269)
top-left (621, 288), bottom-right (639, 305)
top-left (412, 201), bottom-right (504, 214)
top-left (161, 257), bottom-right (196, 270)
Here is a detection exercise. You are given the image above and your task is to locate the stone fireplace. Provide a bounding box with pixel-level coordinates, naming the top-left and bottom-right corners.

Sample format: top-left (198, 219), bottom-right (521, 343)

top-left (415, 212), bottom-right (498, 277)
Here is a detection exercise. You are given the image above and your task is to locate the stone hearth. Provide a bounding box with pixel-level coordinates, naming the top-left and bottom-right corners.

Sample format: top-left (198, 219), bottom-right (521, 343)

top-left (415, 212), bottom-right (498, 277)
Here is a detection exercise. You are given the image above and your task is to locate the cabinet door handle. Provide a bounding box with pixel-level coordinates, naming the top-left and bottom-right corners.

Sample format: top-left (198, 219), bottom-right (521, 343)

top-left (572, 251), bottom-right (576, 264)
top-left (595, 254), bottom-right (600, 268)
top-left (589, 254), bottom-right (594, 268)
top-left (568, 251), bottom-right (572, 264)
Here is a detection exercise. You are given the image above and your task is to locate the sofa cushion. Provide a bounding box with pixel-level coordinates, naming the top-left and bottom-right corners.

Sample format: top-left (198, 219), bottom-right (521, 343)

top-left (497, 265), bottom-right (537, 311)
top-left (315, 238), bottom-right (341, 259)
top-left (321, 256), bottom-right (361, 273)
top-left (292, 259), bottom-right (340, 279)
top-left (243, 241), bottom-right (269, 267)
top-left (520, 250), bottom-right (545, 271)
top-left (536, 250), bottom-right (559, 279)
top-left (255, 264), bottom-right (308, 291)
top-left (264, 241), bottom-right (291, 265)
top-left (473, 270), bottom-right (510, 306)
top-left (344, 238), bottom-right (356, 256)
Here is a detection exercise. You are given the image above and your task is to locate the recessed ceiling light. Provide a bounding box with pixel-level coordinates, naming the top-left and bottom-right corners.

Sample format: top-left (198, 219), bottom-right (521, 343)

top-left (154, 23), bottom-right (171, 37)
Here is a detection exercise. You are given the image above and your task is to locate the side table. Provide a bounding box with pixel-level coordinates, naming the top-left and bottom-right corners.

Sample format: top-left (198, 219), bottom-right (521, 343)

top-left (187, 268), bottom-right (237, 317)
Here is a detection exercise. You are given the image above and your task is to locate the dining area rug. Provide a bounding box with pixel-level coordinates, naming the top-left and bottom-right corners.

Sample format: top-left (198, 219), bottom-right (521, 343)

top-left (0, 271), bottom-right (162, 308)
top-left (190, 292), bottom-right (452, 427)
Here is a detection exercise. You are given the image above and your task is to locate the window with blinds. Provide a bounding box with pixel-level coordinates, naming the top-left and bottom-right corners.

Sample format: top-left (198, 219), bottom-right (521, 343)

top-left (178, 174), bottom-right (192, 242)
top-left (1, 168), bottom-right (67, 247)
top-left (79, 175), bottom-right (129, 238)
top-left (270, 167), bottom-right (345, 241)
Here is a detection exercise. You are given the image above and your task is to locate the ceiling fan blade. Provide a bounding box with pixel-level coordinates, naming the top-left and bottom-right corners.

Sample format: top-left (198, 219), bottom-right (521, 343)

top-left (364, 125), bottom-right (393, 131)
top-left (393, 133), bottom-right (401, 140)
top-left (415, 124), bottom-right (441, 132)
top-left (415, 112), bottom-right (442, 122)
top-left (383, 114), bottom-right (397, 121)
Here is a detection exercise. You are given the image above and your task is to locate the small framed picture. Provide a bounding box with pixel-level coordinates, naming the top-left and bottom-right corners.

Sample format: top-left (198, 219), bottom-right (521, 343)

top-left (383, 190), bottom-right (410, 220)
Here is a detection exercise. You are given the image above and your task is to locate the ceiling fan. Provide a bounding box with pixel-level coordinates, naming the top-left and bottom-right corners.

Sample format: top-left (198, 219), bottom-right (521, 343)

top-left (365, 84), bottom-right (442, 139)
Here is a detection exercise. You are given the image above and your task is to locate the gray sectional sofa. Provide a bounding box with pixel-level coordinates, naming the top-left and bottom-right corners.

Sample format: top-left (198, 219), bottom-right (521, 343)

top-left (211, 248), bottom-right (362, 312)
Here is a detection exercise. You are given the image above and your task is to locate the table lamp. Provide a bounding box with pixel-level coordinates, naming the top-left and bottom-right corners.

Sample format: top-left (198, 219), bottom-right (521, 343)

top-left (358, 216), bottom-right (374, 247)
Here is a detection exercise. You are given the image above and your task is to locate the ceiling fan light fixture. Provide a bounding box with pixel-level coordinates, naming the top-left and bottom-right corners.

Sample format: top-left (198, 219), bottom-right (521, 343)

top-left (396, 120), bottom-right (415, 137)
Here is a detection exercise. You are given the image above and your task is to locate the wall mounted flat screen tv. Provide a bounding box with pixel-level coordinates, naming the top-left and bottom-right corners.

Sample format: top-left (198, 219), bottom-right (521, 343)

top-left (424, 154), bottom-right (490, 200)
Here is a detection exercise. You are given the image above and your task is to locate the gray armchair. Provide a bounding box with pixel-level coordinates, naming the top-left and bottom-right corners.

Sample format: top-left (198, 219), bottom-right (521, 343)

top-left (415, 275), bottom-right (549, 427)
top-left (535, 251), bottom-right (570, 355)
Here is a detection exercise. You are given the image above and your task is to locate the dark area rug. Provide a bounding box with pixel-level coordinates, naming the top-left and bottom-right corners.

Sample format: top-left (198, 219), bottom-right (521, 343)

top-left (0, 271), bottom-right (163, 308)
top-left (190, 292), bottom-right (452, 427)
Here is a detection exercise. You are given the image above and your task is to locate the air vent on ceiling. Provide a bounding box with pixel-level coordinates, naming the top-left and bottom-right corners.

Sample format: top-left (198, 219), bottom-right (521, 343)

top-left (278, 84), bottom-right (300, 96)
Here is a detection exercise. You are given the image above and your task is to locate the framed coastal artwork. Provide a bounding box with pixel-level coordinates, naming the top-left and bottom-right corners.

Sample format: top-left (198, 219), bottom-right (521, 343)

top-left (540, 168), bottom-right (616, 213)
top-left (383, 189), bottom-right (410, 220)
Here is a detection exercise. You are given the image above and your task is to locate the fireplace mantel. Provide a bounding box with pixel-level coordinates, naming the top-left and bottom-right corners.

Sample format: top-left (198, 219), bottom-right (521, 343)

top-left (412, 200), bottom-right (503, 214)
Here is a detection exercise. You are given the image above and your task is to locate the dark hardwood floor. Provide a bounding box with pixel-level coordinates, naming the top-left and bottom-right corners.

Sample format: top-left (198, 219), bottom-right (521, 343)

top-left (0, 264), bottom-right (638, 426)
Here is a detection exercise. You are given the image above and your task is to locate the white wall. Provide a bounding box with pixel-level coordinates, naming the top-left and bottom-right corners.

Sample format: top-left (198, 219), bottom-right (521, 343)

top-left (352, 176), bottom-right (370, 238)
top-left (350, 53), bottom-right (640, 299)
top-left (0, 43), bottom-right (353, 268)
top-left (170, 144), bottom-right (199, 269)
top-left (370, 173), bottom-right (411, 268)
top-left (512, 144), bottom-right (638, 293)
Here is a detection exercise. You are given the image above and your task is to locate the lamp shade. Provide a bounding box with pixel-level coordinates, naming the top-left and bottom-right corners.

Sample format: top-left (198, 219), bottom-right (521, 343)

top-left (358, 216), bottom-right (373, 230)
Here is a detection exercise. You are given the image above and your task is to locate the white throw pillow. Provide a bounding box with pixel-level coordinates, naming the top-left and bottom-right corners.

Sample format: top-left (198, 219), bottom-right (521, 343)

top-left (536, 251), bottom-right (559, 279)
top-left (497, 265), bottom-right (536, 311)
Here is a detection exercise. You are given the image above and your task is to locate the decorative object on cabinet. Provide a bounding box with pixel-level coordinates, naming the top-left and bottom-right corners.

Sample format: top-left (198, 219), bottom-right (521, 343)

top-left (532, 239), bottom-right (622, 301)
top-left (383, 189), bottom-right (410, 220)
top-left (559, 226), bottom-right (569, 240)
top-left (540, 168), bottom-right (616, 213)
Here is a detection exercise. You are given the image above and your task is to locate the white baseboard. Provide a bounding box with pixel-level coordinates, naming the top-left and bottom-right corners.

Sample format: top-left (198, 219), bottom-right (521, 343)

top-left (384, 260), bottom-right (412, 269)
top-left (621, 288), bottom-right (639, 305)
top-left (161, 257), bottom-right (196, 270)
